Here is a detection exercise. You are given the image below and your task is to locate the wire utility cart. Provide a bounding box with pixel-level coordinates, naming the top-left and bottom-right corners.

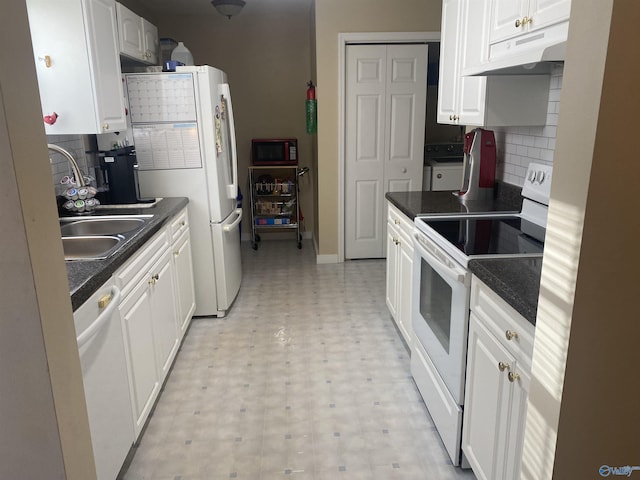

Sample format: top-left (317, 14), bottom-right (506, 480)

top-left (249, 165), bottom-right (304, 250)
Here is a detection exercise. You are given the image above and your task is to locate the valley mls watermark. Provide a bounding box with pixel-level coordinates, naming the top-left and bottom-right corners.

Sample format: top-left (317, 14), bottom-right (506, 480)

top-left (599, 465), bottom-right (640, 477)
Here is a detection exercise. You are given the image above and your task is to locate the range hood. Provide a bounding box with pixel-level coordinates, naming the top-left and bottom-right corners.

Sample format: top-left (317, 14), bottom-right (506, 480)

top-left (463, 43), bottom-right (565, 76)
top-left (462, 21), bottom-right (568, 76)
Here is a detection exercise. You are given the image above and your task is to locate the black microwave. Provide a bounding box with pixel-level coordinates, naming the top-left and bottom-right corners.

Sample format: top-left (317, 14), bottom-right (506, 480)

top-left (251, 138), bottom-right (298, 166)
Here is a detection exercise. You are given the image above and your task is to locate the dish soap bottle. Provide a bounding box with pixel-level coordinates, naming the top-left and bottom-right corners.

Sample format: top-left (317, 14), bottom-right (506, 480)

top-left (171, 42), bottom-right (194, 66)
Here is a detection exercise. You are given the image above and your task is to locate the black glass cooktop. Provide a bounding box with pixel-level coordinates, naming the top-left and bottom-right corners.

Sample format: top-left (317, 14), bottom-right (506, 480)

top-left (417, 215), bottom-right (544, 258)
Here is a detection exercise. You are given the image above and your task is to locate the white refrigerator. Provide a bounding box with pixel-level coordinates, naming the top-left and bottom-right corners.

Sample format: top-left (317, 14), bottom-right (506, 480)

top-left (125, 65), bottom-right (242, 317)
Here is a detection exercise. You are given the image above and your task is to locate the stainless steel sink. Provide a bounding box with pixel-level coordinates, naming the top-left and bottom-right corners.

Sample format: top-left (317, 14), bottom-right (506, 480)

top-left (62, 236), bottom-right (123, 260)
top-left (60, 215), bottom-right (153, 236)
top-left (60, 214), bottom-right (154, 260)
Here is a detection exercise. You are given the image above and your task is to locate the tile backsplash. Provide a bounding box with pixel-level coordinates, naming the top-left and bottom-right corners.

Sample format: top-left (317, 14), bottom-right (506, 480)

top-left (491, 64), bottom-right (563, 186)
top-left (47, 134), bottom-right (99, 195)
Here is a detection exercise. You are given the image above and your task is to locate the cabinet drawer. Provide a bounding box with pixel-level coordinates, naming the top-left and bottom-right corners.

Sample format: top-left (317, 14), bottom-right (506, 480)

top-left (387, 203), bottom-right (414, 238)
top-left (169, 208), bottom-right (189, 243)
top-left (115, 227), bottom-right (170, 298)
top-left (470, 276), bottom-right (534, 369)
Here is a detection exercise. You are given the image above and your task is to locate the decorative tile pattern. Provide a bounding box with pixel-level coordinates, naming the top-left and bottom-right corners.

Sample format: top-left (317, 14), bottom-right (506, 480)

top-left (119, 240), bottom-right (476, 479)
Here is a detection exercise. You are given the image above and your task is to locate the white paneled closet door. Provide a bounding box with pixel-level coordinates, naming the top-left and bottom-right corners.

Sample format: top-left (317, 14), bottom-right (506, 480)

top-left (345, 43), bottom-right (427, 259)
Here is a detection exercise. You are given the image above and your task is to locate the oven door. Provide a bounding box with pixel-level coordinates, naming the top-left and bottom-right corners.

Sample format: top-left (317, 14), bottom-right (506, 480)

top-left (412, 228), bottom-right (471, 405)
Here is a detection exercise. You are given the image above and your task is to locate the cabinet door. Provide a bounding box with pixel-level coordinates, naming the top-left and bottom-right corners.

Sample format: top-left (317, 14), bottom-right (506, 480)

top-left (490, 0), bottom-right (528, 43)
top-left (528, 0), bottom-right (571, 31)
top-left (438, 0), bottom-right (488, 126)
top-left (142, 18), bottom-right (159, 64)
top-left (457, 0), bottom-right (489, 125)
top-left (504, 362), bottom-right (530, 480)
top-left (173, 231), bottom-right (196, 337)
top-left (437, 0), bottom-right (462, 124)
top-left (385, 220), bottom-right (400, 320)
top-left (26, 0), bottom-right (125, 134)
top-left (397, 230), bottom-right (414, 347)
top-left (116, 2), bottom-right (144, 59)
top-left (150, 250), bottom-right (179, 380)
top-left (462, 313), bottom-right (514, 480)
top-left (84, 0), bottom-right (127, 132)
top-left (119, 278), bottom-right (159, 438)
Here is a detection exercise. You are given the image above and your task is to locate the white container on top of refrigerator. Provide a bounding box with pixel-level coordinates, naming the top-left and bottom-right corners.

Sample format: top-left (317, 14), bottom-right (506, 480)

top-left (125, 65), bottom-right (241, 317)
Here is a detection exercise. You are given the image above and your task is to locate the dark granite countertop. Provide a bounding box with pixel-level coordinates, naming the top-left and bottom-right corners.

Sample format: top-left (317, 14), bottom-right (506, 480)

top-left (65, 197), bottom-right (189, 311)
top-left (468, 257), bottom-right (542, 326)
top-left (385, 182), bottom-right (522, 220)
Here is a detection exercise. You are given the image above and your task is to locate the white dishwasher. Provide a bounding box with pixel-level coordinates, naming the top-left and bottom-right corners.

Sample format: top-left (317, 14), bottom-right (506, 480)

top-left (74, 278), bottom-right (134, 479)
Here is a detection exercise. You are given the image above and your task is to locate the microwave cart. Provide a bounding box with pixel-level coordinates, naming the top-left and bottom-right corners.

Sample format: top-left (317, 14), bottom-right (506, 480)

top-left (249, 165), bottom-right (303, 250)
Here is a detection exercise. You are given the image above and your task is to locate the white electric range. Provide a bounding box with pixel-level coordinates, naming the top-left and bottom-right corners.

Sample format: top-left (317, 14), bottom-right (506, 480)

top-left (410, 162), bottom-right (552, 466)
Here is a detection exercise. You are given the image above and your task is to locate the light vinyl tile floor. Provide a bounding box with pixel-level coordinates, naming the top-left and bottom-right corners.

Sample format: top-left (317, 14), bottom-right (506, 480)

top-left (120, 239), bottom-right (476, 480)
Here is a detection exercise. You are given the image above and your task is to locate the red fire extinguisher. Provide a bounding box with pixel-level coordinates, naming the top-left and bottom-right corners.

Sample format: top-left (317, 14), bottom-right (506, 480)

top-left (306, 81), bottom-right (317, 134)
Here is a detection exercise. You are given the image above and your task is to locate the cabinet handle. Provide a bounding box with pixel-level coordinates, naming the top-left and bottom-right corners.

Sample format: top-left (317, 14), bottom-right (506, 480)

top-left (393, 236), bottom-right (400, 245)
top-left (181, 221), bottom-right (186, 226)
top-left (498, 361), bottom-right (510, 372)
top-left (449, 115), bottom-right (454, 121)
top-left (103, 123), bottom-right (109, 131)
top-left (515, 16), bottom-right (531, 28)
top-left (508, 372), bottom-right (521, 383)
top-left (505, 330), bottom-right (519, 341)
top-left (98, 293), bottom-right (112, 309)
top-left (148, 273), bottom-right (160, 285)
top-left (174, 250), bottom-right (180, 256)
top-left (394, 219), bottom-right (401, 225)
top-left (437, 174), bottom-right (443, 179)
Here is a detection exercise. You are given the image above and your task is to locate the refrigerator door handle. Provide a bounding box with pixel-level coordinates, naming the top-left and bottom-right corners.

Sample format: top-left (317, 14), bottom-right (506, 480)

top-left (220, 83), bottom-right (238, 200)
top-left (223, 208), bottom-right (243, 232)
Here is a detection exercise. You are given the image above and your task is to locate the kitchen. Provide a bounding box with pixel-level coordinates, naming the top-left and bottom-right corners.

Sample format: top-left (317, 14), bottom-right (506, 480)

top-left (2, 1), bottom-right (640, 480)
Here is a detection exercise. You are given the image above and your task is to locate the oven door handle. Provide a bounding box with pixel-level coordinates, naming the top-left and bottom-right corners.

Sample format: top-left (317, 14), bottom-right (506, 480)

top-left (413, 233), bottom-right (467, 284)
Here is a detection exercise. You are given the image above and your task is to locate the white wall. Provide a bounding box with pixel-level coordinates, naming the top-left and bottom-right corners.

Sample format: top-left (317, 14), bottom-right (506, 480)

top-left (491, 64), bottom-right (564, 185)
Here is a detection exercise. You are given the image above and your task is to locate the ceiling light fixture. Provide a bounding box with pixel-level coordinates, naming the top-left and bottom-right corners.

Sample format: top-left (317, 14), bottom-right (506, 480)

top-left (211, 0), bottom-right (246, 19)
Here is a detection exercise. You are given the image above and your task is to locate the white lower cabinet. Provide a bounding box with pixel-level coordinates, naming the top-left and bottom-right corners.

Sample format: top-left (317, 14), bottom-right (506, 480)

top-left (116, 210), bottom-right (193, 439)
top-left (385, 202), bottom-right (414, 348)
top-left (170, 207), bottom-right (196, 337)
top-left (462, 276), bottom-right (534, 480)
top-left (119, 268), bottom-right (161, 438)
top-left (173, 229), bottom-right (196, 336)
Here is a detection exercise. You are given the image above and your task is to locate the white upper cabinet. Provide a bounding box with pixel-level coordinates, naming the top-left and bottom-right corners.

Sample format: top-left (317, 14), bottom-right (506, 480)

top-left (437, 0), bottom-right (551, 126)
top-left (26, 0), bottom-right (127, 134)
top-left (116, 2), bottom-right (159, 65)
top-left (468, 0), bottom-right (571, 74)
top-left (490, 0), bottom-right (571, 43)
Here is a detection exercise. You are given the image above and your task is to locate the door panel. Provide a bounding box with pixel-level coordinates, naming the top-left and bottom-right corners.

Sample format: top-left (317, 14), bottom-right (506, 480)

top-left (345, 43), bottom-right (427, 259)
top-left (346, 45), bottom-right (386, 259)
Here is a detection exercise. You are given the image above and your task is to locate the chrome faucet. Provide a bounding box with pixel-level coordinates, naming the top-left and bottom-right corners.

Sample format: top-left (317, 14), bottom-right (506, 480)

top-left (47, 143), bottom-right (86, 188)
